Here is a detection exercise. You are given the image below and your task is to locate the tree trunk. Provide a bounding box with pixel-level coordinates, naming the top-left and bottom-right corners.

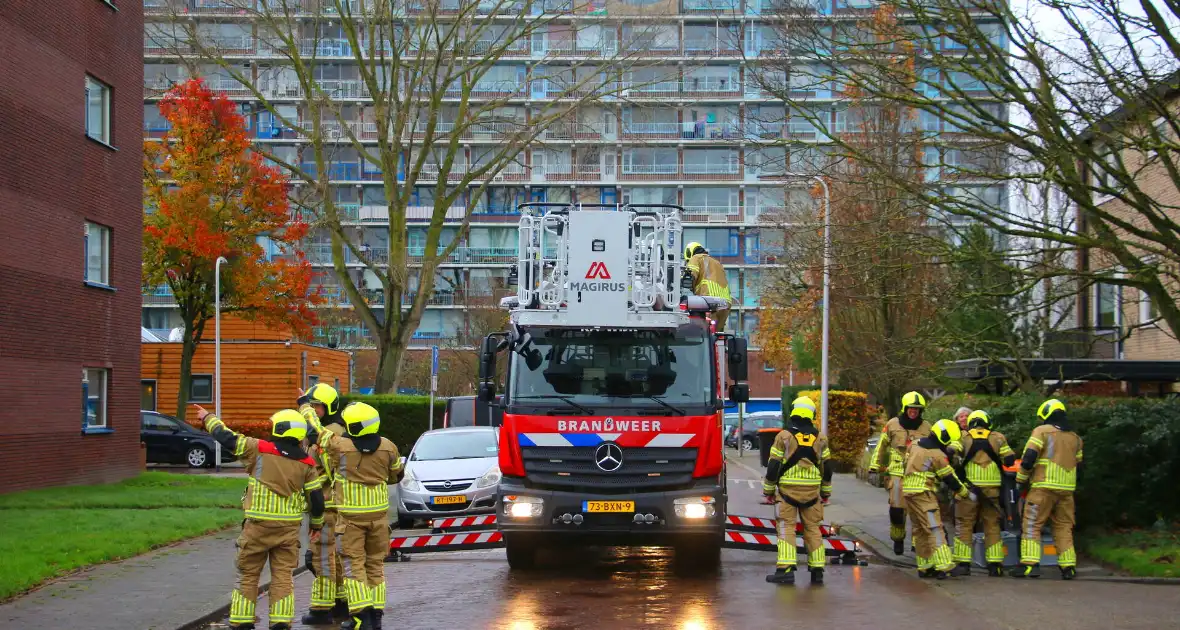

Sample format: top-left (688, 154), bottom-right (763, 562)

top-left (176, 324), bottom-right (198, 423)
top-left (373, 331), bottom-right (408, 394)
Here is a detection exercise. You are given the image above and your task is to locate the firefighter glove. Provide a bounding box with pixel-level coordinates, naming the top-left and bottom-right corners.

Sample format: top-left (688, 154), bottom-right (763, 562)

top-left (304, 550), bottom-right (316, 577)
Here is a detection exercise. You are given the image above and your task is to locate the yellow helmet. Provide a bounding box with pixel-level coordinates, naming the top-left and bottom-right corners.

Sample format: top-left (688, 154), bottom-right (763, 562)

top-left (931, 418), bottom-right (961, 446)
top-left (684, 241), bottom-right (704, 260)
top-left (791, 395), bottom-right (817, 421)
top-left (1037, 399), bottom-right (1066, 422)
top-left (342, 401), bottom-right (381, 437)
top-left (270, 409), bottom-right (309, 441)
top-left (901, 391), bottom-right (926, 409)
top-left (306, 383), bottom-right (341, 416)
top-left (967, 409), bottom-right (991, 429)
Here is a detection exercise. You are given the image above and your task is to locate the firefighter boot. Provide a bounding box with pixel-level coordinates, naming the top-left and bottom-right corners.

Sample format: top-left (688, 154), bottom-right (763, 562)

top-left (987, 563), bottom-right (1004, 577)
top-left (810, 568), bottom-right (824, 585)
top-left (893, 540), bottom-right (905, 555)
top-left (372, 609), bottom-right (384, 630)
top-left (1060, 566), bottom-right (1077, 580)
top-left (951, 562), bottom-right (971, 577)
top-left (340, 608), bottom-right (373, 630)
top-left (1010, 563), bottom-right (1041, 578)
top-left (270, 624), bottom-right (291, 630)
top-left (231, 625), bottom-right (256, 630)
top-left (765, 567), bottom-right (796, 584)
top-left (331, 599), bottom-right (350, 619)
top-left (302, 609), bottom-right (335, 625)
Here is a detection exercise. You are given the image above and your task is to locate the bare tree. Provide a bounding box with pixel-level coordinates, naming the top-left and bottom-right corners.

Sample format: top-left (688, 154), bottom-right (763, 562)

top-left (150, 0), bottom-right (652, 391)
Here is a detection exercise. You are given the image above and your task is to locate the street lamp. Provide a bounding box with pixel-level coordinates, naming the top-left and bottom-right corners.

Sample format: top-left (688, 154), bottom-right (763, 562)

top-left (214, 256), bottom-right (228, 471)
top-left (780, 174), bottom-right (831, 436)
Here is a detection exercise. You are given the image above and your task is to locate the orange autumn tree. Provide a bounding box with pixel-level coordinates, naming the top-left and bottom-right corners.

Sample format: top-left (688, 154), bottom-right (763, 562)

top-left (144, 78), bottom-right (319, 422)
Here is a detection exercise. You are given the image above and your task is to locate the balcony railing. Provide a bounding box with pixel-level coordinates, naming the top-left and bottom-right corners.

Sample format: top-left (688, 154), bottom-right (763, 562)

top-left (683, 162), bottom-right (741, 178)
top-left (681, 77), bottom-right (741, 95)
top-left (621, 122), bottom-right (680, 139)
top-left (683, 40), bottom-right (742, 57)
top-left (682, 0), bottom-right (741, 12)
top-left (624, 81), bottom-right (681, 97)
top-left (620, 163), bottom-right (679, 180)
top-left (682, 121), bottom-right (742, 140)
top-left (682, 205), bottom-right (743, 223)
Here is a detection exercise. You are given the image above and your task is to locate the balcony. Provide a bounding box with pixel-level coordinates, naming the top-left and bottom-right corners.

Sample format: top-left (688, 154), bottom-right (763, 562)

top-left (681, 77), bottom-right (742, 96)
top-left (681, 121), bottom-right (742, 140)
top-left (619, 163), bottom-right (679, 181)
top-left (683, 40), bottom-right (742, 57)
top-left (621, 122), bottom-right (680, 140)
top-left (543, 122), bottom-right (604, 140)
top-left (682, 205), bottom-right (742, 223)
top-left (682, 0), bottom-right (741, 12)
top-left (682, 162), bottom-right (741, 180)
top-left (623, 81), bottom-right (681, 98)
top-left (143, 285), bottom-right (175, 306)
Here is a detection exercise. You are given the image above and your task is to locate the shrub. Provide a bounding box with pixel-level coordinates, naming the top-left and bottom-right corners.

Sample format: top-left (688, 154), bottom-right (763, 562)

top-left (786, 390), bottom-right (871, 470)
top-left (926, 393), bottom-right (1180, 528)
top-left (346, 394), bottom-right (445, 454)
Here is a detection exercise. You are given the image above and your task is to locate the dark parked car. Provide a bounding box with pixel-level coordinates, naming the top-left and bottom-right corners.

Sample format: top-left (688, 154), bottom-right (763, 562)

top-left (141, 411), bottom-right (231, 468)
top-left (443, 396), bottom-right (503, 428)
top-left (725, 412), bottom-right (784, 451)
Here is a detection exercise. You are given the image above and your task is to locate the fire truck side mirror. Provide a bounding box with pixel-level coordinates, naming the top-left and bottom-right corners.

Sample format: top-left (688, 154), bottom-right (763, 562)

top-left (725, 336), bottom-right (749, 382)
top-left (478, 336), bottom-right (497, 386)
top-left (728, 383), bottom-right (750, 403)
top-left (478, 382), bottom-right (497, 402)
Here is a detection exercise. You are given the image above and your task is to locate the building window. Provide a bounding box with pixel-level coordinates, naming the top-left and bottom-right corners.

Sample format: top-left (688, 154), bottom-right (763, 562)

top-left (1140, 289), bottom-right (1161, 324)
top-left (308, 375), bottom-right (320, 388)
top-left (85, 76), bottom-right (112, 144)
top-left (190, 374), bottom-right (214, 403)
top-left (83, 368), bottom-right (109, 430)
top-left (1094, 282), bottom-right (1120, 328)
top-left (141, 380), bottom-right (157, 411)
top-left (84, 222), bottom-right (111, 286)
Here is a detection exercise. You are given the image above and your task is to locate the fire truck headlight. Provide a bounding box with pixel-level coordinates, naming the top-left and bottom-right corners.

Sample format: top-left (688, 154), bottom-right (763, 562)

top-left (504, 495), bottom-right (544, 519)
top-left (674, 496), bottom-right (716, 519)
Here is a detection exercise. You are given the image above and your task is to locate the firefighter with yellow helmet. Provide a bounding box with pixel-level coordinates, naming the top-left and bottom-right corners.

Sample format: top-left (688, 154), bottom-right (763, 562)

top-left (195, 405), bottom-right (325, 630)
top-left (297, 384), bottom-right (349, 625)
top-left (763, 395), bottom-right (834, 585)
top-left (1012, 399), bottom-right (1083, 579)
top-left (683, 241), bottom-right (732, 331)
top-left (951, 409), bottom-right (1016, 576)
top-left (303, 400), bottom-right (404, 630)
top-left (869, 391), bottom-right (932, 555)
top-left (903, 419), bottom-right (972, 579)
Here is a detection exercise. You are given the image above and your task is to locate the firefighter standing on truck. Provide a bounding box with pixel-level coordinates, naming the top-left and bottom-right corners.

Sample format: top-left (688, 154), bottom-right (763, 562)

top-left (684, 241), bottom-right (732, 331)
top-left (951, 409), bottom-right (1016, 577)
top-left (903, 419), bottom-right (972, 579)
top-left (196, 405), bottom-right (325, 630)
top-left (764, 395), bottom-right (834, 586)
top-left (298, 384), bottom-right (349, 626)
top-left (869, 391), bottom-right (932, 555)
top-left (1012, 398), bottom-right (1083, 580)
top-left (304, 400), bottom-right (404, 630)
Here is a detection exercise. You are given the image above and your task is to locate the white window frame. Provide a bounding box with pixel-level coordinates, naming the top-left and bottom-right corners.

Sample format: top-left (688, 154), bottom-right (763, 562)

top-left (84, 222), bottom-right (111, 286)
top-left (83, 368), bottom-right (110, 430)
top-left (85, 75), bottom-right (112, 144)
top-left (189, 374), bottom-right (215, 403)
top-left (1092, 281), bottom-right (1122, 329)
top-left (1139, 289), bottom-right (1160, 325)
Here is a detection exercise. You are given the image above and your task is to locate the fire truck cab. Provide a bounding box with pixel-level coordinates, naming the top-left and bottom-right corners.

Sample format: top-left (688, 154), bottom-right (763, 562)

top-left (476, 203), bottom-right (750, 571)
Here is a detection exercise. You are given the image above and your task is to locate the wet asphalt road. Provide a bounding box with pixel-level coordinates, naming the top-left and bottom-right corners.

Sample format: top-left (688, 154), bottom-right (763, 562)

top-left (199, 469), bottom-right (1180, 630)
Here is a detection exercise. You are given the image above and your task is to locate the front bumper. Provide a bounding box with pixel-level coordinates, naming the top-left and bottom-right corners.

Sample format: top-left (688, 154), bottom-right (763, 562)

top-left (495, 478), bottom-right (725, 544)
top-left (398, 483), bottom-right (499, 520)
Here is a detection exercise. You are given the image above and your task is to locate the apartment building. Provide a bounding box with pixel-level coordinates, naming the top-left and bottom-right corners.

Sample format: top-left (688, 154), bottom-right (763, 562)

top-left (140, 0), bottom-right (1006, 396)
top-left (2, 1), bottom-right (144, 490)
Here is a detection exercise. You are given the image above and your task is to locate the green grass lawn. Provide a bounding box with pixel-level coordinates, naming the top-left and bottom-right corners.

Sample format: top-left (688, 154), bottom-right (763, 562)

top-left (0, 472), bottom-right (247, 601)
top-left (1084, 528), bottom-right (1180, 578)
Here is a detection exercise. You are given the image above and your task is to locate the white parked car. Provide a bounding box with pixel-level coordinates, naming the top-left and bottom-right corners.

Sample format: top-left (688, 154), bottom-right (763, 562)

top-left (396, 427), bottom-right (501, 529)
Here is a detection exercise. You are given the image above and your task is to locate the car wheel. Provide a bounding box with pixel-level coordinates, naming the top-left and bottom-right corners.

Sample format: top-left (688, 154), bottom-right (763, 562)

top-left (396, 515), bottom-right (415, 530)
top-left (741, 438), bottom-right (756, 452)
top-left (674, 535), bottom-right (722, 575)
top-left (186, 445), bottom-right (211, 468)
top-left (505, 535), bottom-right (537, 570)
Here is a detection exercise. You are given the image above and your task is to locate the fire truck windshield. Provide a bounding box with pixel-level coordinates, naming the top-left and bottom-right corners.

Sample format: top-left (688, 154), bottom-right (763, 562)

top-left (509, 325), bottom-right (713, 410)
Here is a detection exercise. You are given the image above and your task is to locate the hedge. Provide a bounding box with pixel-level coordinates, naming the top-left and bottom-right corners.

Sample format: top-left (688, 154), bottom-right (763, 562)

top-left (783, 389), bottom-right (871, 469)
top-left (186, 394), bottom-right (444, 454)
top-left (926, 393), bottom-right (1180, 528)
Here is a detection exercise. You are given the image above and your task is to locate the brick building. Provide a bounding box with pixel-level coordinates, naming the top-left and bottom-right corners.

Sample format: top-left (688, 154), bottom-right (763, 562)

top-left (0, 2), bottom-right (144, 491)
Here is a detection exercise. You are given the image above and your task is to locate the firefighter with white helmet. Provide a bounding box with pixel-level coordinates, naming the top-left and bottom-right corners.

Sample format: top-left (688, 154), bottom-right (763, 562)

top-left (303, 400), bottom-right (404, 630)
top-left (683, 241), bottom-right (732, 331)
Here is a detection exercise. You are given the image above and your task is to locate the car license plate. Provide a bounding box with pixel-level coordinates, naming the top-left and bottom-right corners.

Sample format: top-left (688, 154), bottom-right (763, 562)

top-left (432, 495), bottom-right (467, 505)
top-left (583, 500), bottom-right (635, 513)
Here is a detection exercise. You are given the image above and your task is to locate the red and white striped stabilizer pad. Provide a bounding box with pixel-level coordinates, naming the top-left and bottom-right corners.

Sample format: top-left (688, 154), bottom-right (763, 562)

top-left (725, 514), bottom-right (837, 537)
top-left (388, 531), bottom-right (504, 555)
top-left (430, 514), bottom-right (498, 533)
top-left (721, 530), bottom-right (859, 555)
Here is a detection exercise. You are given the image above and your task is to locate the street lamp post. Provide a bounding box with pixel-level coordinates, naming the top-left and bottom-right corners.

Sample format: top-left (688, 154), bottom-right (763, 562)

top-left (214, 256), bottom-right (228, 471)
top-left (781, 175), bottom-right (831, 436)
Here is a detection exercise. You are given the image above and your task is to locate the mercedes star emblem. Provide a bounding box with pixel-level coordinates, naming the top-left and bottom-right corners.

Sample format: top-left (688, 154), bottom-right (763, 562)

top-left (594, 442), bottom-right (624, 472)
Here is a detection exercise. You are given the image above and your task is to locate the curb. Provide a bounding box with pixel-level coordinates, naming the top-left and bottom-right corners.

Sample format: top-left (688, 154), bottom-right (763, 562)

top-left (176, 567), bottom-right (309, 630)
top-left (837, 525), bottom-right (917, 569)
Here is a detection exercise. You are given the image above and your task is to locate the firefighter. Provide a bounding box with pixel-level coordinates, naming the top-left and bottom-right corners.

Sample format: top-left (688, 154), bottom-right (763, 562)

top-left (684, 241), bottom-right (732, 331)
top-left (951, 410), bottom-right (1016, 576)
top-left (763, 395), bottom-right (834, 586)
top-left (196, 405), bottom-right (325, 630)
top-left (298, 384), bottom-right (349, 625)
top-left (868, 391), bottom-right (932, 555)
top-left (1012, 399), bottom-right (1083, 580)
top-left (304, 400), bottom-right (404, 630)
top-left (903, 418), bottom-right (972, 579)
